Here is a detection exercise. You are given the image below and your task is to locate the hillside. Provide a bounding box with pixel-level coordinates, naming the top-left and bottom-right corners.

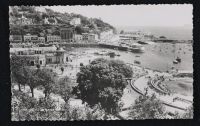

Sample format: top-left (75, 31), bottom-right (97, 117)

top-left (9, 6), bottom-right (117, 36)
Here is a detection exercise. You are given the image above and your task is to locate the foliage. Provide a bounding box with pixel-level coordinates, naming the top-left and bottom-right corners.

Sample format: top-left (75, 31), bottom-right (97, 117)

top-left (23, 68), bottom-right (42, 97)
top-left (60, 103), bottom-right (104, 120)
top-left (182, 106), bottom-right (193, 119)
top-left (128, 94), bottom-right (167, 119)
top-left (53, 76), bottom-right (73, 103)
top-left (74, 58), bottom-right (132, 115)
top-left (36, 68), bottom-right (57, 98)
top-left (11, 89), bottom-right (58, 121)
top-left (10, 6), bottom-right (116, 36)
top-left (10, 55), bottom-right (29, 91)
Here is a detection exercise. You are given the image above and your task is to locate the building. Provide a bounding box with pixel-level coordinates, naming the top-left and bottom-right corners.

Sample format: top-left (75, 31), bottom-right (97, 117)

top-left (45, 47), bottom-right (69, 64)
top-left (16, 14), bottom-right (33, 25)
top-left (44, 17), bottom-right (58, 25)
top-left (24, 34), bottom-right (38, 43)
top-left (10, 45), bottom-right (57, 55)
top-left (10, 48), bottom-right (46, 66)
top-left (38, 37), bottom-right (45, 43)
top-left (70, 18), bottom-right (81, 26)
top-left (60, 27), bottom-right (75, 42)
top-left (82, 33), bottom-right (89, 41)
top-left (88, 33), bottom-right (98, 42)
top-left (46, 35), bottom-right (61, 43)
top-left (9, 35), bottom-right (23, 43)
top-left (74, 34), bottom-right (83, 42)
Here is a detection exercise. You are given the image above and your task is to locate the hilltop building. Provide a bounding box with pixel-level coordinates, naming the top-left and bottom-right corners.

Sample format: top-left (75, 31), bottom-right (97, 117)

top-left (43, 17), bottom-right (58, 25)
top-left (70, 18), bottom-right (81, 26)
top-left (16, 14), bottom-right (33, 25)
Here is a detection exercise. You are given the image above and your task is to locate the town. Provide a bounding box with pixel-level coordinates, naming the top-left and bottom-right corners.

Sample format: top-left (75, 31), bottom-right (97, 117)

top-left (10, 6), bottom-right (193, 120)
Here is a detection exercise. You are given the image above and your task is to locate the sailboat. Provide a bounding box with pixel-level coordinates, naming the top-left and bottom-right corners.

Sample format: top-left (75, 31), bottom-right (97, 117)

top-left (172, 44), bottom-right (181, 64)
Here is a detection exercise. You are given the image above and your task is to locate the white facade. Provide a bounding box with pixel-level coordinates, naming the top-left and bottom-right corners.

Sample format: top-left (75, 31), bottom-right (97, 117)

top-left (18, 15), bottom-right (33, 25)
top-left (74, 34), bottom-right (83, 42)
top-left (9, 35), bottom-right (22, 42)
top-left (46, 35), bottom-right (61, 43)
top-left (88, 33), bottom-right (98, 42)
top-left (70, 18), bottom-right (81, 26)
top-left (44, 17), bottom-right (58, 25)
top-left (38, 37), bottom-right (45, 43)
top-left (24, 34), bottom-right (38, 42)
top-left (82, 33), bottom-right (89, 41)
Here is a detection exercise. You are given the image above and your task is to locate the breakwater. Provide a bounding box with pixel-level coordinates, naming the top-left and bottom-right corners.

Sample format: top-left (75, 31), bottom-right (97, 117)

top-left (59, 43), bottom-right (129, 52)
top-left (59, 43), bottom-right (99, 48)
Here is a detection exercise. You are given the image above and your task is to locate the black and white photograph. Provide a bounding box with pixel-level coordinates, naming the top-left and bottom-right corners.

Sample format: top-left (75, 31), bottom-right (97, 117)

top-left (9, 5), bottom-right (193, 120)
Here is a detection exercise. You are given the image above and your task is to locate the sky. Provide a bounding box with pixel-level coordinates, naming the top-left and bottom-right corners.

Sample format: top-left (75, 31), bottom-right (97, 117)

top-left (43, 4), bottom-right (193, 27)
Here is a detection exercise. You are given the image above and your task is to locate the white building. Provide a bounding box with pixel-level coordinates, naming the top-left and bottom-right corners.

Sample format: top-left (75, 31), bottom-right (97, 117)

top-left (45, 48), bottom-right (69, 64)
top-left (74, 34), bottom-right (83, 42)
top-left (88, 33), bottom-right (98, 42)
top-left (46, 35), bottom-right (61, 43)
top-left (70, 18), bottom-right (81, 26)
top-left (82, 33), bottom-right (89, 41)
top-left (44, 17), bottom-right (58, 25)
top-left (16, 14), bottom-right (33, 25)
top-left (24, 34), bottom-right (38, 43)
top-left (9, 35), bottom-right (22, 43)
top-left (38, 37), bottom-right (45, 43)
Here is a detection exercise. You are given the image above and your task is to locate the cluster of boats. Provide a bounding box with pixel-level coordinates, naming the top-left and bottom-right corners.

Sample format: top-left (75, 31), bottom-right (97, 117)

top-left (173, 57), bottom-right (182, 64)
top-left (94, 50), bottom-right (120, 58)
top-left (115, 42), bottom-right (145, 53)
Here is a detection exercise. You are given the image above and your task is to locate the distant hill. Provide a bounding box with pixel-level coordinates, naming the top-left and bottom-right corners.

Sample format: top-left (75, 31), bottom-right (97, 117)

top-left (9, 6), bottom-right (116, 36)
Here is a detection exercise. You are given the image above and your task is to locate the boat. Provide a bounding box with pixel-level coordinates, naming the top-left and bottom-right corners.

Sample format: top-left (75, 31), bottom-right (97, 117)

top-left (128, 44), bottom-right (145, 53)
top-left (173, 60), bottom-right (178, 64)
top-left (134, 60), bottom-right (141, 64)
top-left (107, 51), bottom-right (116, 58)
top-left (137, 41), bottom-right (155, 45)
top-left (118, 44), bottom-right (129, 51)
top-left (137, 41), bottom-right (148, 45)
top-left (116, 53), bottom-right (120, 56)
top-left (176, 57), bottom-right (181, 63)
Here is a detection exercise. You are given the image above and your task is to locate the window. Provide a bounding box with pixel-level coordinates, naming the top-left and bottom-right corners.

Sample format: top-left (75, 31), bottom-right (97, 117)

top-left (40, 60), bottom-right (42, 65)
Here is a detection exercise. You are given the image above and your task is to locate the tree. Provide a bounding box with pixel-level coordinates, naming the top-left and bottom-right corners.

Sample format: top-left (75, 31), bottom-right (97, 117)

top-left (23, 68), bottom-right (41, 98)
top-left (36, 68), bottom-right (57, 98)
top-left (53, 76), bottom-right (73, 103)
top-left (182, 106), bottom-right (193, 119)
top-left (10, 55), bottom-right (29, 91)
top-left (74, 58), bottom-right (132, 115)
top-left (128, 94), bottom-right (167, 119)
